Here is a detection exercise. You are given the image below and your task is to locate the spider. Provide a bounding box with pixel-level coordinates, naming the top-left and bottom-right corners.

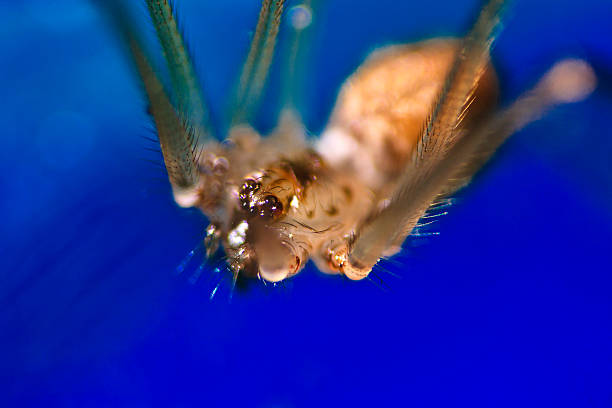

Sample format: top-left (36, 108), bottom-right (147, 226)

top-left (97, 0), bottom-right (595, 285)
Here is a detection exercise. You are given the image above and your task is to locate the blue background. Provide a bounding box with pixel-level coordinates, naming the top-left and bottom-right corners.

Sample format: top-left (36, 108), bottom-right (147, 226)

top-left (1, 0), bottom-right (611, 406)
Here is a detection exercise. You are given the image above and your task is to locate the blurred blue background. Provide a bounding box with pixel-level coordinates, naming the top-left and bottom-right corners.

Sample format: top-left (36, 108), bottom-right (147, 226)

top-left (1, 0), bottom-right (611, 406)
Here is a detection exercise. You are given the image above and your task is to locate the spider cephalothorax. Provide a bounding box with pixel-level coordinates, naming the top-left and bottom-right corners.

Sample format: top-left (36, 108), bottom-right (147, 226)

top-left (99, 0), bottom-right (595, 284)
top-left (200, 132), bottom-right (373, 282)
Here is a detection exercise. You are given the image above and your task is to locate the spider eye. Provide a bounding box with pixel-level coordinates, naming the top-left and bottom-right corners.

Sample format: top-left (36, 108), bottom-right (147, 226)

top-left (238, 178), bottom-right (283, 218)
top-left (239, 179), bottom-right (261, 210)
top-left (259, 195), bottom-right (283, 218)
top-left (240, 178), bottom-right (260, 194)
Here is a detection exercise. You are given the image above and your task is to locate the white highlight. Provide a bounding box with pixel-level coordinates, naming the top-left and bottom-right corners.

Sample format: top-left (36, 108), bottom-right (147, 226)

top-left (290, 195), bottom-right (300, 210)
top-left (316, 127), bottom-right (383, 189)
top-left (228, 220), bottom-right (249, 248)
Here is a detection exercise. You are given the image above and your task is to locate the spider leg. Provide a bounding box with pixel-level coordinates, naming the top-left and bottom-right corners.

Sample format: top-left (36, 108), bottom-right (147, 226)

top-left (330, 0), bottom-right (508, 279)
top-left (145, 0), bottom-right (213, 140)
top-left (96, 1), bottom-right (205, 206)
top-left (440, 58), bottom-right (596, 196)
top-left (368, 58), bottom-right (595, 275)
top-left (268, 1), bottom-right (318, 145)
top-left (281, 0), bottom-right (315, 113)
top-left (335, 7), bottom-right (596, 281)
top-left (232, 0), bottom-right (287, 125)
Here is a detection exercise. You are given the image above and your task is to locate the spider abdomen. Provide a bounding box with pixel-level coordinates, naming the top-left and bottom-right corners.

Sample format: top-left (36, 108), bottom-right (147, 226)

top-left (317, 38), bottom-right (498, 197)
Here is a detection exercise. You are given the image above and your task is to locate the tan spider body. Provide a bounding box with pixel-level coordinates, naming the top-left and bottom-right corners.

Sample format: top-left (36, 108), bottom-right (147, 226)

top-left (99, 0), bottom-right (595, 284)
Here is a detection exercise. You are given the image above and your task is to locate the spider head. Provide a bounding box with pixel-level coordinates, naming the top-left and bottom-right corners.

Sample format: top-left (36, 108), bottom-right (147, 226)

top-left (212, 150), bottom-right (355, 283)
top-left (221, 173), bottom-right (306, 283)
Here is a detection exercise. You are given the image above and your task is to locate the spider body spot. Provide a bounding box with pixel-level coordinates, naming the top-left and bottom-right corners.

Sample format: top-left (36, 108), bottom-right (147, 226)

top-left (342, 185), bottom-right (353, 202)
top-left (325, 206), bottom-right (338, 216)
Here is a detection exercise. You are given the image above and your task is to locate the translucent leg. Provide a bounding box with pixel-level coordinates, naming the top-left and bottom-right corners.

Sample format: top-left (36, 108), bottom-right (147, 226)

top-left (337, 58), bottom-right (596, 280)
